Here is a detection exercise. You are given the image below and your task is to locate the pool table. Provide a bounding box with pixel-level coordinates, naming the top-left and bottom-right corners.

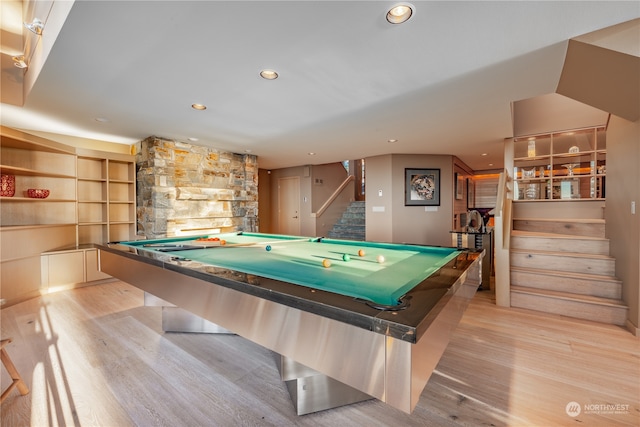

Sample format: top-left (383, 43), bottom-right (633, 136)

top-left (97, 232), bottom-right (483, 415)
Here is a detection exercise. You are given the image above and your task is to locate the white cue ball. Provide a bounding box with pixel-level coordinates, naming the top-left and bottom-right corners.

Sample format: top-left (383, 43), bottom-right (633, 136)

top-left (376, 255), bottom-right (385, 263)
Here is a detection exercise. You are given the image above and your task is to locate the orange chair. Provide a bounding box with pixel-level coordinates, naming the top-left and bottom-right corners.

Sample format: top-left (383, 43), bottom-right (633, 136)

top-left (1, 338), bottom-right (29, 402)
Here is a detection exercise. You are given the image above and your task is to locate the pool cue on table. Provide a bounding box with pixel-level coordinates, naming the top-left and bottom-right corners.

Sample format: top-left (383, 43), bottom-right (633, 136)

top-left (156, 237), bottom-right (320, 251)
top-left (218, 237), bottom-right (317, 248)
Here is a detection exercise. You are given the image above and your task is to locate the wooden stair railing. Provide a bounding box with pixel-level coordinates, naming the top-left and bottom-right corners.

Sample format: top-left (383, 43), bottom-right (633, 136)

top-left (494, 169), bottom-right (513, 307)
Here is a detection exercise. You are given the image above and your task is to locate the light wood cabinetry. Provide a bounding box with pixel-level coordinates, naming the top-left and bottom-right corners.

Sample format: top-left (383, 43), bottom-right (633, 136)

top-left (1, 126), bottom-right (136, 306)
top-left (77, 150), bottom-right (136, 244)
top-left (513, 126), bottom-right (606, 201)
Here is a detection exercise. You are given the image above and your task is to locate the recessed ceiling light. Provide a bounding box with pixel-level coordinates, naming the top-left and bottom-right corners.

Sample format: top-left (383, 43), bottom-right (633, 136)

top-left (308, 152), bottom-right (316, 156)
top-left (386, 4), bottom-right (414, 24)
top-left (489, 163), bottom-right (494, 166)
top-left (388, 139), bottom-right (398, 143)
top-left (260, 69), bottom-right (278, 80)
top-left (188, 137), bottom-right (199, 142)
top-left (191, 103), bottom-right (207, 110)
top-left (94, 117), bottom-right (110, 123)
top-left (481, 153), bottom-right (488, 156)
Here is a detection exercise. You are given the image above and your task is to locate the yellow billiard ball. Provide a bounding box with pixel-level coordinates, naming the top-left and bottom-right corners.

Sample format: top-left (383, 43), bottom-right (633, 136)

top-left (376, 255), bottom-right (385, 263)
top-left (358, 249), bottom-right (366, 257)
top-left (322, 259), bottom-right (332, 268)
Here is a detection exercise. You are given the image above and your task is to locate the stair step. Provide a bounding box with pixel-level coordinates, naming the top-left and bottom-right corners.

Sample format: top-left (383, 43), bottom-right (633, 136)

top-left (511, 286), bottom-right (627, 326)
top-left (511, 230), bottom-right (610, 255)
top-left (513, 218), bottom-right (605, 238)
top-left (510, 249), bottom-right (615, 276)
top-left (510, 266), bottom-right (622, 299)
top-left (328, 201), bottom-right (365, 241)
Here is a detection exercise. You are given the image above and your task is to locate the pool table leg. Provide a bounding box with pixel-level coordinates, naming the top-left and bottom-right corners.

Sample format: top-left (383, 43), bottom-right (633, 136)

top-left (145, 292), bottom-right (234, 334)
top-left (276, 354), bottom-right (373, 415)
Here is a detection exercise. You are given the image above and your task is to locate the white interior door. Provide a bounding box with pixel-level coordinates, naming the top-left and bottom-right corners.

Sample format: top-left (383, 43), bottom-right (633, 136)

top-left (278, 176), bottom-right (300, 235)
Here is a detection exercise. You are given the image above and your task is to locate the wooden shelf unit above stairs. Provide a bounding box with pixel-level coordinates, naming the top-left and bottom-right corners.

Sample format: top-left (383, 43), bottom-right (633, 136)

top-left (509, 218), bottom-right (627, 326)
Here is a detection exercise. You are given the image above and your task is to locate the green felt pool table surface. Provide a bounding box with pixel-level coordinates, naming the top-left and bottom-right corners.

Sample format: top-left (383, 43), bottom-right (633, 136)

top-left (120, 232), bottom-right (461, 306)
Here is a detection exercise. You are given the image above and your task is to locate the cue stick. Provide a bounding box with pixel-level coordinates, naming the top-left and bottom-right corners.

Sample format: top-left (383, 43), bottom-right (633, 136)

top-left (155, 237), bottom-right (319, 252)
top-left (212, 237), bottom-right (316, 248)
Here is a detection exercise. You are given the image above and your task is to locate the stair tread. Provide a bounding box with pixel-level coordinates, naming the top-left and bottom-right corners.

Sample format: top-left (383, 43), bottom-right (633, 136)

top-left (510, 266), bottom-right (620, 283)
top-left (511, 286), bottom-right (627, 307)
top-left (510, 248), bottom-right (614, 260)
top-left (511, 230), bottom-right (607, 241)
top-left (514, 218), bottom-right (605, 223)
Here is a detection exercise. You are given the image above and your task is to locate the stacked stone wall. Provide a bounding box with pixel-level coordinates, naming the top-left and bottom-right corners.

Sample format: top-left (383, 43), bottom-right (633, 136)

top-left (136, 136), bottom-right (258, 238)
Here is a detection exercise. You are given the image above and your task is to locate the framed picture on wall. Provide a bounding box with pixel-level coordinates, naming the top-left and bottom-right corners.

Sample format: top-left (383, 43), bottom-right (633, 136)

top-left (405, 168), bottom-right (440, 206)
top-left (455, 173), bottom-right (464, 200)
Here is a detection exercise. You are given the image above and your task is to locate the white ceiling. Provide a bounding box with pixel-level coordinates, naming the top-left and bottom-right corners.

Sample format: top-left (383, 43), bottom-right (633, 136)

top-left (1, 1), bottom-right (638, 170)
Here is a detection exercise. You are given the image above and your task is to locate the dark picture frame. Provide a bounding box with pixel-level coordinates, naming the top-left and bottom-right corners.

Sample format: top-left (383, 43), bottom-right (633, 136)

top-left (405, 168), bottom-right (440, 206)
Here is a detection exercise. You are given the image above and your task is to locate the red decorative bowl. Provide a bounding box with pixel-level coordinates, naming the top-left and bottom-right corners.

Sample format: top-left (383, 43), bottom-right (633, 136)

top-left (0, 174), bottom-right (15, 197)
top-left (27, 188), bottom-right (50, 199)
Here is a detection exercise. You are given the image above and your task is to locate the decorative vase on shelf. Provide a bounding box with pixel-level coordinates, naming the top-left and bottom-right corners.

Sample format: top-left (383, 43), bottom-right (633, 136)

top-left (0, 174), bottom-right (15, 197)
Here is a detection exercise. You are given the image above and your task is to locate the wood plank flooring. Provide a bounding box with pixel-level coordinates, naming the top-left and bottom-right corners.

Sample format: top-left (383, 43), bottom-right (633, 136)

top-left (1, 281), bottom-right (638, 426)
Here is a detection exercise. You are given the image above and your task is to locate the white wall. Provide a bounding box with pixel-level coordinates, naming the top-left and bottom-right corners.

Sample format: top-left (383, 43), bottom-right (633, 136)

top-left (606, 115), bottom-right (640, 334)
top-left (365, 154), bottom-right (454, 246)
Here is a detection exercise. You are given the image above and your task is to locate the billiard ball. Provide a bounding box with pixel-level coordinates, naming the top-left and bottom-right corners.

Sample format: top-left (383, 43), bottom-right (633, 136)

top-left (358, 249), bottom-right (366, 257)
top-left (265, 245), bottom-right (272, 251)
top-left (342, 254), bottom-right (350, 262)
top-left (322, 259), bottom-right (332, 268)
top-left (376, 255), bottom-right (385, 263)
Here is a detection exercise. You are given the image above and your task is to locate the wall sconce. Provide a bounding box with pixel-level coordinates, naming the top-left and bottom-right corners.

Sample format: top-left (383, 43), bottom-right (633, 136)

top-left (12, 55), bottom-right (28, 69)
top-left (24, 18), bottom-right (44, 35)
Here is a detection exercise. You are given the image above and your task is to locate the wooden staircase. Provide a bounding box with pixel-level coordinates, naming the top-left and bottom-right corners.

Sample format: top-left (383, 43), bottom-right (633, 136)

top-left (510, 218), bottom-right (627, 326)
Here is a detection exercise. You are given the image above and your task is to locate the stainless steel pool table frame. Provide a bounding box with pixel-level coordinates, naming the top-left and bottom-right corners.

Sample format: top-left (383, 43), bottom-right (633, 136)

top-left (97, 242), bottom-right (482, 415)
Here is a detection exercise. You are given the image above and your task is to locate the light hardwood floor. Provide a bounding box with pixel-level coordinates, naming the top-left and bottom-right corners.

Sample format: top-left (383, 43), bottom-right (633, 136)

top-left (1, 281), bottom-right (638, 427)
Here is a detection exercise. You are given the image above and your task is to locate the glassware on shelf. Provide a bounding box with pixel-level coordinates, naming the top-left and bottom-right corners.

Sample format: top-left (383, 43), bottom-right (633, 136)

top-left (524, 183), bottom-right (539, 200)
top-left (528, 140), bottom-right (536, 157)
top-left (562, 163), bottom-right (579, 176)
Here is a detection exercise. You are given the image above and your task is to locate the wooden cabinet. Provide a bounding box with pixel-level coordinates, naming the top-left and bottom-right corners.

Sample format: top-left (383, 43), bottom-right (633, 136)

top-left (513, 127), bottom-right (606, 201)
top-left (41, 247), bottom-right (111, 288)
top-left (1, 126), bottom-right (136, 306)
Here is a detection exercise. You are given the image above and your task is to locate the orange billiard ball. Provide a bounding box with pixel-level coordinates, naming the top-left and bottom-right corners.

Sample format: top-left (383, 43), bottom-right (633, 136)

top-left (322, 259), bottom-right (332, 268)
top-left (358, 249), bottom-right (366, 257)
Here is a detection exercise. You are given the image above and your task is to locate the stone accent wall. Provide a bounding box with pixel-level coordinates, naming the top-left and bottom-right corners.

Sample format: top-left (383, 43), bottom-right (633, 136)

top-left (136, 136), bottom-right (258, 238)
